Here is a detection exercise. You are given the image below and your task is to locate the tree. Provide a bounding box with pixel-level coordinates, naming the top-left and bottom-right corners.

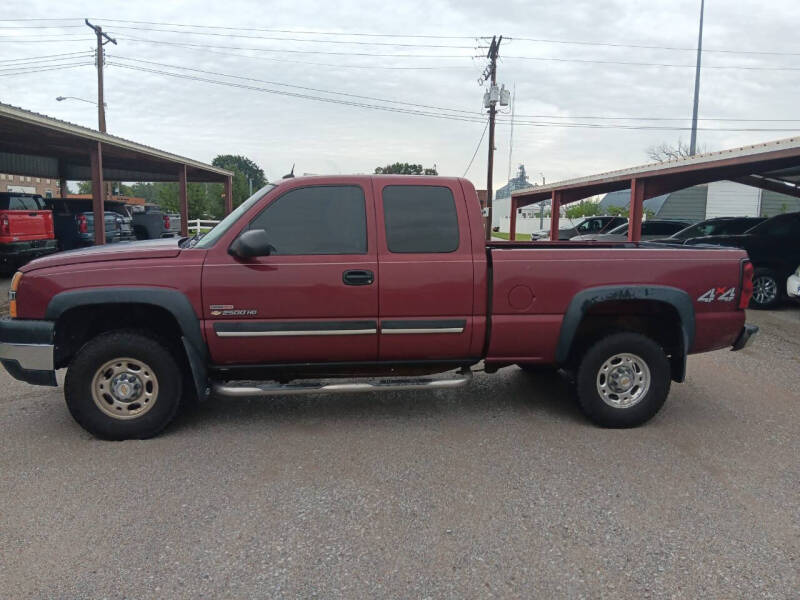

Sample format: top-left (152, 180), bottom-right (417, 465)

top-left (374, 162), bottom-right (438, 175)
top-left (646, 140), bottom-right (706, 163)
top-left (564, 199), bottom-right (603, 219)
top-left (211, 154), bottom-right (268, 209)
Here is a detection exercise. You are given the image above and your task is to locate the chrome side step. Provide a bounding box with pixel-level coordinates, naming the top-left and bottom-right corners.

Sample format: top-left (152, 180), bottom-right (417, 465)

top-left (211, 369), bottom-right (472, 398)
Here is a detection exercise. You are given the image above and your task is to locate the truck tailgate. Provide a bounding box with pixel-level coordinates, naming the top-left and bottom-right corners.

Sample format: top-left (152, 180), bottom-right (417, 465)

top-left (0, 209), bottom-right (54, 242)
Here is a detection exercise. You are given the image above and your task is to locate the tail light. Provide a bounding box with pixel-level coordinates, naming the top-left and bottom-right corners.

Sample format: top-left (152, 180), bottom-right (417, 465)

top-left (77, 214), bottom-right (88, 234)
top-left (163, 214), bottom-right (171, 230)
top-left (0, 214), bottom-right (9, 235)
top-left (739, 260), bottom-right (754, 309)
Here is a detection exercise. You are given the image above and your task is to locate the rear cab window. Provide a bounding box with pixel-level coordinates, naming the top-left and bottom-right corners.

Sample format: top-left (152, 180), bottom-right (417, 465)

top-left (382, 185), bottom-right (459, 253)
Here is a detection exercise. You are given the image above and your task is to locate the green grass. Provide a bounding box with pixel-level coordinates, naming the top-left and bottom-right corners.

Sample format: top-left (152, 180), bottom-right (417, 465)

top-left (491, 231), bottom-right (532, 241)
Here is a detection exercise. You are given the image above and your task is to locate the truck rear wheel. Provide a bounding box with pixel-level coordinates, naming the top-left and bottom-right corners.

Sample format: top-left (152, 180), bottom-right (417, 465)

top-left (575, 332), bottom-right (670, 428)
top-left (64, 330), bottom-right (182, 440)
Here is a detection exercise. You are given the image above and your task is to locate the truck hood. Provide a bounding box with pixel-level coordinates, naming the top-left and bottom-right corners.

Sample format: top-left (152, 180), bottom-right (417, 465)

top-left (20, 238), bottom-right (184, 272)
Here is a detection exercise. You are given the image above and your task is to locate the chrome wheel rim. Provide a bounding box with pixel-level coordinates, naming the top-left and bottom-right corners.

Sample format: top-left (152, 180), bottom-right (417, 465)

top-left (91, 357), bottom-right (158, 420)
top-left (596, 353), bottom-right (651, 409)
top-left (752, 275), bottom-right (777, 306)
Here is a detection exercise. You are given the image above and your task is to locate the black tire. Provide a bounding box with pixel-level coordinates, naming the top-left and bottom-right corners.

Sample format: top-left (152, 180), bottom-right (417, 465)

top-left (575, 332), bottom-right (671, 428)
top-left (64, 330), bottom-right (183, 440)
top-left (750, 268), bottom-right (782, 309)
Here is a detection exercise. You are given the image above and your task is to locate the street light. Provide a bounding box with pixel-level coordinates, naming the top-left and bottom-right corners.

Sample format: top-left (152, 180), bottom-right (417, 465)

top-left (56, 96), bottom-right (107, 108)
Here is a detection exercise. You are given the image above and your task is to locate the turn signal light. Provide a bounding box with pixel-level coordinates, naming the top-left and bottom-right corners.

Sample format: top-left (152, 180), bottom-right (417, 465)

top-left (9, 271), bottom-right (21, 318)
top-left (739, 260), bottom-right (754, 310)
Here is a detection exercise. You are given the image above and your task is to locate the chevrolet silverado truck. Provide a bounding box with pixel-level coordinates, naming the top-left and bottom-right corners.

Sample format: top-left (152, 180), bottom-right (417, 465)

top-left (0, 176), bottom-right (758, 440)
top-left (0, 192), bottom-right (58, 274)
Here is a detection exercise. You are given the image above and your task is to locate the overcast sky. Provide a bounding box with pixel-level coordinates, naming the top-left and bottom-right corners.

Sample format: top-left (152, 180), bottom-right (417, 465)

top-left (3, 0), bottom-right (800, 190)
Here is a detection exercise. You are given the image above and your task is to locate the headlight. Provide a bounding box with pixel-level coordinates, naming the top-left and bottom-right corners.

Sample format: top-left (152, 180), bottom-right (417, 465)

top-left (9, 271), bottom-right (21, 318)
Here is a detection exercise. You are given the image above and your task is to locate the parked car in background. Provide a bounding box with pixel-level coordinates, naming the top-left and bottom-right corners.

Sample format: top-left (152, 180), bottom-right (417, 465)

top-left (105, 201), bottom-right (137, 243)
top-left (537, 215), bottom-right (627, 240)
top-left (0, 192), bottom-right (57, 274)
top-left (787, 265), bottom-right (800, 300)
top-left (572, 219), bottom-right (693, 242)
top-left (46, 198), bottom-right (132, 250)
top-left (130, 203), bottom-right (182, 239)
top-left (651, 216), bottom-right (767, 245)
top-left (685, 212), bottom-right (800, 309)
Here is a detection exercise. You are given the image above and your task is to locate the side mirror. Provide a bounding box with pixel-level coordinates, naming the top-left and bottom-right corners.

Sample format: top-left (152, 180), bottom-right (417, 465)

top-left (229, 229), bottom-right (274, 258)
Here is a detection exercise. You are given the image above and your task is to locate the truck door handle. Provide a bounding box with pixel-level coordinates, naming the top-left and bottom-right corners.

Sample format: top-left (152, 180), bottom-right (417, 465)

top-left (343, 269), bottom-right (374, 286)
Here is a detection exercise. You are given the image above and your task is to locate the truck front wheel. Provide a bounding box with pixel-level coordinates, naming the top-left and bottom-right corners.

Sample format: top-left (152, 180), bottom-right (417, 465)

top-left (575, 332), bottom-right (670, 428)
top-left (64, 330), bottom-right (182, 440)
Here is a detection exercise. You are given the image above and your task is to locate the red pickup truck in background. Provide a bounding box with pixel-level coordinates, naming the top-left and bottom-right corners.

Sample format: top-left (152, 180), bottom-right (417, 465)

top-left (0, 192), bottom-right (58, 274)
top-left (0, 176), bottom-right (757, 439)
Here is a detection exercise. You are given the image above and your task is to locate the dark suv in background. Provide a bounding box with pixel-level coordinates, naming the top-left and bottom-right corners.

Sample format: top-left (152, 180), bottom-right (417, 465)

top-left (651, 216), bottom-right (766, 245)
top-left (685, 212), bottom-right (800, 308)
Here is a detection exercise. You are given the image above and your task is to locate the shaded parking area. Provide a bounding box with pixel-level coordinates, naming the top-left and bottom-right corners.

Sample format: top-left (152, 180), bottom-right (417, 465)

top-left (0, 306), bottom-right (797, 597)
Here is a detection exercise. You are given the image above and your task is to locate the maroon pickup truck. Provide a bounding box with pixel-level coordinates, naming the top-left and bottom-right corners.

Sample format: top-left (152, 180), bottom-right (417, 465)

top-left (0, 175), bottom-right (757, 440)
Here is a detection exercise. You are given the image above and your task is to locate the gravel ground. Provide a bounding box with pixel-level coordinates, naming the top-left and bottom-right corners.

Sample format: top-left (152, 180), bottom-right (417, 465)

top-left (0, 304), bottom-right (798, 599)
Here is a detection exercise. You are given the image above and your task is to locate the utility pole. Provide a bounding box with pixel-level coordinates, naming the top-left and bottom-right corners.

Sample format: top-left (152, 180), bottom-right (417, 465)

top-left (482, 35), bottom-right (503, 240)
top-left (689, 0), bottom-right (704, 156)
top-left (85, 19), bottom-right (116, 133)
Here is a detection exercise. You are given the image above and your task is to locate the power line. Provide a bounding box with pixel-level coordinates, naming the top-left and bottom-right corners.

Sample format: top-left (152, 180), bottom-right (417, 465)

top-left (91, 18), bottom-right (800, 57)
top-left (109, 55), bottom-right (800, 125)
top-left (110, 35), bottom-right (800, 70)
top-left (109, 55), bottom-right (483, 115)
top-left (111, 42), bottom-right (471, 71)
top-left (92, 18), bottom-right (487, 39)
top-left (0, 63), bottom-right (92, 76)
top-left (507, 35), bottom-right (800, 57)
top-left (0, 51), bottom-right (94, 64)
top-left (106, 60), bottom-right (800, 132)
top-left (463, 119), bottom-right (489, 176)
top-left (501, 54), bottom-right (800, 71)
top-left (116, 35), bottom-right (473, 57)
top-left (98, 25), bottom-right (481, 48)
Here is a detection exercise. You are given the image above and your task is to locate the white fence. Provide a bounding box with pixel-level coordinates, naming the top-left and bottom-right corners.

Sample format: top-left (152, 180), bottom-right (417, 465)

top-left (190, 218), bottom-right (221, 234)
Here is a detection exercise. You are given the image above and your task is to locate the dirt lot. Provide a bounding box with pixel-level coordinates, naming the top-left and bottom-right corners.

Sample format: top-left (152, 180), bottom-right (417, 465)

top-left (0, 280), bottom-right (798, 598)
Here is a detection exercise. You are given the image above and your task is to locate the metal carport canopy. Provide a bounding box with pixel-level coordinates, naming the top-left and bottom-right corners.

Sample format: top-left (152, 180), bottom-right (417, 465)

top-left (0, 102), bottom-right (234, 242)
top-left (509, 136), bottom-right (800, 242)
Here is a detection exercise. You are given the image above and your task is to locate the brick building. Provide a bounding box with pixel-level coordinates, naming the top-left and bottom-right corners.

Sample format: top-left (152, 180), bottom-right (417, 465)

top-left (0, 172), bottom-right (63, 197)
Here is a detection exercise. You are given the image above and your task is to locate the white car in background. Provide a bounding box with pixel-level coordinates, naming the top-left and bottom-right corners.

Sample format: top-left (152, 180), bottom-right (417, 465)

top-left (787, 265), bottom-right (800, 299)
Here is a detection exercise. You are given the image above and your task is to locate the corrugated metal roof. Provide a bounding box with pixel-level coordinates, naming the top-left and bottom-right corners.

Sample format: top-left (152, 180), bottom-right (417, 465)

top-left (512, 135), bottom-right (800, 200)
top-left (0, 102), bottom-right (232, 180)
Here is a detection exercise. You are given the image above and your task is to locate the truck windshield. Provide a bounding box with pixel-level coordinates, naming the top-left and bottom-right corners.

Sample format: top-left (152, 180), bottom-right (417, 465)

top-left (194, 184), bottom-right (275, 249)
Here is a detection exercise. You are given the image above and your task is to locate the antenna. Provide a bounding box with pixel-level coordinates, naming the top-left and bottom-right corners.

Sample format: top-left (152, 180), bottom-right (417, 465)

top-left (282, 164), bottom-right (295, 179)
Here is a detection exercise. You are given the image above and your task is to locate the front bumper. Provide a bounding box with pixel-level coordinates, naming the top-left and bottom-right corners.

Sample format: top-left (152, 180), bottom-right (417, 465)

top-left (787, 274), bottom-right (800, 298)
top-left (0, 318), bottom-right (57, 386)
top-left (731, 323), bottom-right (759, 352)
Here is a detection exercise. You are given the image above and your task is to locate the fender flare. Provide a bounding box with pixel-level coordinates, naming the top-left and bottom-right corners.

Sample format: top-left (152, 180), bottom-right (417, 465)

top-left (46, 287), bottom-right (208, 398)
top-left (555, 285), bottom-right (695, 381)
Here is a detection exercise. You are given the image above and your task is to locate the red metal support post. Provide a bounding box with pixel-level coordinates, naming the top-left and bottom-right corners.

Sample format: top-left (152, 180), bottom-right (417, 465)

top-left (549, 191), bottom-right (561, 241)
top-left (628, 178), bottom-right (645, 242)
top-left (224, 176), bottom-right (233, 215)
top-left (89, 141), bottom-right (105, 245)
top-left (178, 165), bottom-right (189, 237)
top-left (509, 197), bottom-right (518, 241)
